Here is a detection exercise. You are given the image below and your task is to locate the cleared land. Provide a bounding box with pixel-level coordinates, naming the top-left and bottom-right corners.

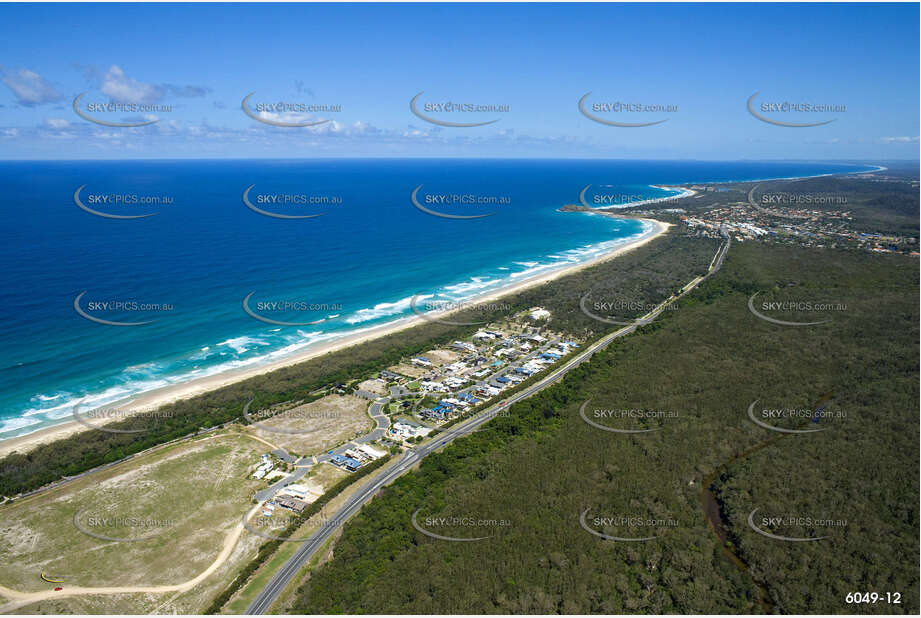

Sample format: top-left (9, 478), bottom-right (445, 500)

top-left (420, 349), bottom-right (461, 367)
top-left (357, 379), bottom-right (389, 395)
top-left (244, 395), bottom-right (372, 457)
top-left (0, 432), bottom-right (267, 614)
top-left (387, 363), bottom-right (426, 378)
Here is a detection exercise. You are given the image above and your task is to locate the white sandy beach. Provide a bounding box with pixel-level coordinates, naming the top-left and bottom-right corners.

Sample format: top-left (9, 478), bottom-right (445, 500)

top-left (0, 218), bottom-right (671, 457)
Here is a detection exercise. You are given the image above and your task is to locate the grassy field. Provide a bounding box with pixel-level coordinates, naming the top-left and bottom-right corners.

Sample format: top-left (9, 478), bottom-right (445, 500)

top-left (221, 455), bottom-right (407, 614)
top-left (0, 432), bottom-right (267, 613)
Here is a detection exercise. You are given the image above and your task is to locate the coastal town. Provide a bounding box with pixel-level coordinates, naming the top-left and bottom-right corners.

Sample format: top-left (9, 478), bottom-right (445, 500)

top-left (625, 176), bottom-right (919, 255)
top-left (247, 305), bottom-right (582, 519)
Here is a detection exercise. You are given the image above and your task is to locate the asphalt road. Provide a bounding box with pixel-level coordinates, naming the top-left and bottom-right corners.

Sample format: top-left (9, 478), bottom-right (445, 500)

top-left (245, 239), bottom-right (729, 614)
top-left (254, 398), bottom-right (392, 502)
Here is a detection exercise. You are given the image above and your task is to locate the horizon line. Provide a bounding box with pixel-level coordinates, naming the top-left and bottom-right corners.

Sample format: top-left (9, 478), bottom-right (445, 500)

top-left (0, 156), bottom-right (911, 163)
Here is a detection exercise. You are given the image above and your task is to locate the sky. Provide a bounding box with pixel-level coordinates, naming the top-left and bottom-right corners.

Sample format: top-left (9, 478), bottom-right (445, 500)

top-left (0, 2), bottom-right (918, 160)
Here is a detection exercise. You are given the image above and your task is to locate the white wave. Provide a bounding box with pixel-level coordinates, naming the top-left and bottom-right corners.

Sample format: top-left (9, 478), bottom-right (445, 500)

top-left (217, 336), bottom-right (270, 355)
top-left (0, 416), bottom-right (43, 434)
top-left (22, 380), bottom-right (151, 420)
top-left (345, 294), bottom-right (430, 324)
top-left (122, 362), bottom-right (161, 376)
top-left (509, 262), bottom-right (560, 279)
top-left (441, 277), bottom-right (504, 297)
top-left (6, 218), bottom-right (661, 442)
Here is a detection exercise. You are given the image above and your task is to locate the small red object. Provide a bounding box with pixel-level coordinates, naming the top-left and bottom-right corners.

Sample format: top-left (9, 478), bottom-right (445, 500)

top-left (54, 587), bottom-right (62, 591)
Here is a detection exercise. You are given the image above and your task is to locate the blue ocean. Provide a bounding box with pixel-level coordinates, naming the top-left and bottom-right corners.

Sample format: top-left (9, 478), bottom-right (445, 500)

top-left (0, 159), bottom-right (873, 438)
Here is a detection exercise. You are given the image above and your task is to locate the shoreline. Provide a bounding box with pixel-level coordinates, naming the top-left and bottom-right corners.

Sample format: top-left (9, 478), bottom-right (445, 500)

top-left (678, 163), bottom-right (886, 187)
top-left (0, 163), bottom-right (883, 457)
top-left (0, 218), bottom-right (671, 457)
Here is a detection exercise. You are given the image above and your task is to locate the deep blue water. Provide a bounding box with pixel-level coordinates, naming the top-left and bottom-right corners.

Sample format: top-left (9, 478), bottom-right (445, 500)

top-left (0, 159), bottom-right (873, 437)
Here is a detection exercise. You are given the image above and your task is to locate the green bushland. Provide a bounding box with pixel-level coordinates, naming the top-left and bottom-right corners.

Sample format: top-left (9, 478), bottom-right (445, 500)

top-left (291, 242), bottom-right (918, 614)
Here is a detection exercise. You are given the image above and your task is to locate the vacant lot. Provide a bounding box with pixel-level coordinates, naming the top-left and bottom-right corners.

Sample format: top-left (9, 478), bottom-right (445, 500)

top-left (245, 395), bottom-right (372, 457)
top-left (305, 463), bottom-right (350, 490)
top-left (357, 379), bottom-right (388, 395)
top-left (387, 362), bottom-right (425, 378)
top-left (0, 432), bottom-right (266, 613)
top-left (422, 348), bottom-right (460, 366)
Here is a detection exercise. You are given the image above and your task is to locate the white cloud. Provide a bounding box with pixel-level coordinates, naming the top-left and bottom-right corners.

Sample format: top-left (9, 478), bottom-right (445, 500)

top-left (100, 65), bottom-right (160, 104)
top-left (880, 136), bottom-right (919, 144)
top-left (1, 68), bottom-right (63, 106)
top-left (44, 118), bottom-right (70, 129)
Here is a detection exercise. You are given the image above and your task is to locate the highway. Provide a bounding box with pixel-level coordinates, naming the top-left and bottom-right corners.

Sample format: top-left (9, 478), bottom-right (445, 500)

top-left (246, 238), bottom-right (729, 614)
top-left (254, 398), bottom-right (391, 502)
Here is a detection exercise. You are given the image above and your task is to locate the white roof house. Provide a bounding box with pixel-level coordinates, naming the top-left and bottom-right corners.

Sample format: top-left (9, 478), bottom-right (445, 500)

top-left (281, 484), bottom-right (312, 500)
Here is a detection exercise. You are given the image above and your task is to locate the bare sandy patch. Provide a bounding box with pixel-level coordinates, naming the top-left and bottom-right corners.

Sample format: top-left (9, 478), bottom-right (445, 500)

top-left (357, 379), bottom-right (388, 396)
top-left (244, 395), bottom-right (372, 457)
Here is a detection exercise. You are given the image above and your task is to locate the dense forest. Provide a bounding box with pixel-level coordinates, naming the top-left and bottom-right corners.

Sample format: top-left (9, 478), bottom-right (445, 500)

top-left (291, 241), bottom-right (919, 614)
